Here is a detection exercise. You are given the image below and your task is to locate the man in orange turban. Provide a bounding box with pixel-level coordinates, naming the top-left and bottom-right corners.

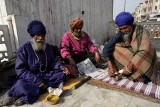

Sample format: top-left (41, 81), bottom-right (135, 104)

top-left (60, 17), bottom-right (101, 67)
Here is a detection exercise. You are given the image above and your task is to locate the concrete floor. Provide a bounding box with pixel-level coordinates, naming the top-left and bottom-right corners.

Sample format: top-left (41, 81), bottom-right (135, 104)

top-left (11, 83), bottom-right (159, 107)
top-left (3, 50), bottom-right (160, 107)
top-left (43, 83), bottom-right (160, 107)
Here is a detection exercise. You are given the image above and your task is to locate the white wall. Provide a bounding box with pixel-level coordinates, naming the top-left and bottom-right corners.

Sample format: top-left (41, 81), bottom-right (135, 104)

top-left (0, 0), bottom-right (8, 24)
top-left (0, 0), bottom-right (113, 47)
top-left (152, 0), bottom-right (159, 13)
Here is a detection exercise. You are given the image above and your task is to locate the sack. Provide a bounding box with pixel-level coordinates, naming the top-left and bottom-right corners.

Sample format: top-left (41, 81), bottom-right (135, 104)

top-left (65, 65), bottom-right (79, 78)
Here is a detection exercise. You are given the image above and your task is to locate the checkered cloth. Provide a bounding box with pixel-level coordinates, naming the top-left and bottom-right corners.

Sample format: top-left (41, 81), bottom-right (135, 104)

top-left (112, 25), bottom-right (158, 83)
top-left (93, 69), bottom-right (160, 99)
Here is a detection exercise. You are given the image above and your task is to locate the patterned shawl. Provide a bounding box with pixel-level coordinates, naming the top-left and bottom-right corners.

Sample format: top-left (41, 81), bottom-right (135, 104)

top-left (112, 25), bottom-right (158, 83)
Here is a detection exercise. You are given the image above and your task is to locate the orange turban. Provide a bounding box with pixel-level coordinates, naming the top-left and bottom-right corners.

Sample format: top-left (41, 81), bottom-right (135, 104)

top-left (70, 17), bottom-right (83, 31)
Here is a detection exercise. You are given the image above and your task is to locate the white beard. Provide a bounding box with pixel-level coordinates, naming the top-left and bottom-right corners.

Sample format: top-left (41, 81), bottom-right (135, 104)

top-left (31, 38), bottom-right (46, 51)
top-left (122, 28), bottom-right (133, 42)
top-left (73, 31), bottom-right (82, 38)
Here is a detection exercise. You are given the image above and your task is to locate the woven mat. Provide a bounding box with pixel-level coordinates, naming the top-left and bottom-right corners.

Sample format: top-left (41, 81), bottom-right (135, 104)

top-left (39, 75), bottom-right (91, 102)
top-left (89, 79), bottom-right (160, 104)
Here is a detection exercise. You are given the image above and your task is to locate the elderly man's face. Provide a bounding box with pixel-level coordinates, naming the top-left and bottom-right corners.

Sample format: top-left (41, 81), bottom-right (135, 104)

top-left (72, 26), bottom-right (82, 38)
top-left (34, 34), bottom-right (45, 41)
top-left (119, 25), bottom-right (132, 33)
top-left (32, 34), bottom-right (46, 51)
top-left (119, 25), bottom-right (133, 42)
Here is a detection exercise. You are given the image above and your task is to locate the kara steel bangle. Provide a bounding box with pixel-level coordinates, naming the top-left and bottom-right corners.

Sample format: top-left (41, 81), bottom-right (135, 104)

top-left (108, 66), bottom-right (113, 69)
top-left (126, 66), bottom-right (132, 73)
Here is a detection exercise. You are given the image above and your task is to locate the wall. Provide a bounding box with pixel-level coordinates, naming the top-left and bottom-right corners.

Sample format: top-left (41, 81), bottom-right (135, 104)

top-left (0, 0), bottom-right (113, 47)
top-left (152, 0), bottom-right (159, 14)
top-left (0, 0), bottom-right (8, 24)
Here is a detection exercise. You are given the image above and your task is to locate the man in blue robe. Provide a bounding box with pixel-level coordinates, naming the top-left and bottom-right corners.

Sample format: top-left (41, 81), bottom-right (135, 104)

top-left (0, 20), bottom-right (69, 106)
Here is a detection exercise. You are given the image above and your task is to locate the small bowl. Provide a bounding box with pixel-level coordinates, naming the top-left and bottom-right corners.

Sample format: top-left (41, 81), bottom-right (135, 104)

top-left (47, 95), bottom-right (59, 105)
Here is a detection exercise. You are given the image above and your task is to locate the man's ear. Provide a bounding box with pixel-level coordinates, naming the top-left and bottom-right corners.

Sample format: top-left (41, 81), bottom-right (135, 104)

top-left (118, 28), bottom-right (121, 33)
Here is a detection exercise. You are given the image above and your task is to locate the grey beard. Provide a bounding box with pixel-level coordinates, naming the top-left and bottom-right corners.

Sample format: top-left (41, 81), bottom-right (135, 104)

top-left (122, 29), bottom-right (133, 42)
top-left (31, 38), bottom-right (46, 51)
top-left (73, 32), bottom-right (82, 38)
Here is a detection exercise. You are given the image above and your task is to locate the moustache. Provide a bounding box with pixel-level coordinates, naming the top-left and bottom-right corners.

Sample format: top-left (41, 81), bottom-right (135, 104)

top-left (36, 40), bottom-right (44, 43)
top-left (122, 32), bottom-right (128, 35)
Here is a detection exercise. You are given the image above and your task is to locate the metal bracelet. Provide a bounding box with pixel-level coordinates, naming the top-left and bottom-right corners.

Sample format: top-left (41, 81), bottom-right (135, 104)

top-left (108, 66), bottom-right (113, 69)
top-left (126, 66), bottom-right (132, 73)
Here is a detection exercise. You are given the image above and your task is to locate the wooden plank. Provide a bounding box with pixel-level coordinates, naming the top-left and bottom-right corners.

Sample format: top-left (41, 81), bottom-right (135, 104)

top-left (39, 75), bottom-right (91, 102)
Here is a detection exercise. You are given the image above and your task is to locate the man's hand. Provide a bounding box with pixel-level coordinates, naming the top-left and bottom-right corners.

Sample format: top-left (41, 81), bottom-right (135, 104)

top-left (122, 67), bottom-right (130, 75)
top-left (95, 52), bottom-right (101, 65)
top-left (39, 82), bottom-right (47, 89)
top-left (62, 67), bottom-right (70, 75)
top-left (122, 62), bottom-right (134, 75)
top-left (68, 57), bottom-right (77, 67)
top-left (108, 67), bottom-right (116, 77)
top-left (107, 61), bottom-right (117, 77)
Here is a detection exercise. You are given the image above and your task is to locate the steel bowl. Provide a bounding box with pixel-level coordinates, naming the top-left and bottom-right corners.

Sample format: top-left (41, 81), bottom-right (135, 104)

top-left (47, 95), bottom-right (59, 105)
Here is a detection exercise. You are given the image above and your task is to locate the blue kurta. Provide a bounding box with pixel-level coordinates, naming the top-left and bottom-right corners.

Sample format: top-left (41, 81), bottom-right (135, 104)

top-left (8, 41), bottom-right (65, 104)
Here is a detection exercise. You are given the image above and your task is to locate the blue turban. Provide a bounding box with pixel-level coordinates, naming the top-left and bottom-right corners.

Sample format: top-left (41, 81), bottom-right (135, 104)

top-left (115, 12), bottom-right (134, 27)
top-left (27, 20), bottom-right (46, 37)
